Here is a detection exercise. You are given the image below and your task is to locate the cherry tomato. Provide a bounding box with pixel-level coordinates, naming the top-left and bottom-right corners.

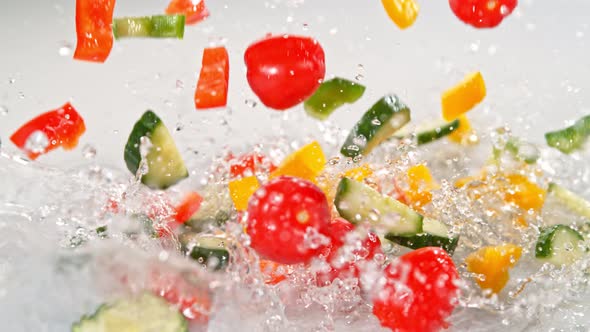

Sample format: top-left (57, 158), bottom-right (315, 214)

top-left (449, 0), bottom-right (517, 28)
top-left (247, 176), bottom-right (331, 264)
top-left (230, 152), bottom-right (276, 178)
top-left (317, 218), bottom-right (382, 286)
top-left (373, 247), bottom-right (460, 332)
top-left (244, 35), bottom-right (326, 110)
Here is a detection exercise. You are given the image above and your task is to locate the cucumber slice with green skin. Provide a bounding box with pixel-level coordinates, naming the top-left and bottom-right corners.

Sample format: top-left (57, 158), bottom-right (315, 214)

top-left (548, 183), bottom-right (590, 219)
top-left (113, 15), bottom-right (186, 39)
top-left (394, 119), bottom-right (460, 145)
top-left (340, 94), bottom-right (411, 158)
top-left (334, 177), bottom-right (423, 236)
top-left (545, 115), bottom-right (590, 154)
top-left (385, 218), bottom-right (459, 255)
top-left (504, 137), bottom-right (540, 164)
top-left (179, 233), bottom-right (230, 270)
top-left (304, 78), bottom-right (366, 120)
top-left (535, 224), bottom-right (585, 266)
top-left (124, 110), bottom-right (188, 190)
top-left (72, 292), bottom-right (188, 332)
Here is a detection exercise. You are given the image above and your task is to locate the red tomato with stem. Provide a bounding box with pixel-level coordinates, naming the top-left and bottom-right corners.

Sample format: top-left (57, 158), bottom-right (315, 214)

top-left (449, 0), bottom-right (517, 28)
top-left (372, 247), bottom-right (460, 332)
top-left (244, 35), bottom-right (326, 110)
top-left (316, 218), bottom-right (382, 286)
top-left (247, 176), bottom-right (331, 264)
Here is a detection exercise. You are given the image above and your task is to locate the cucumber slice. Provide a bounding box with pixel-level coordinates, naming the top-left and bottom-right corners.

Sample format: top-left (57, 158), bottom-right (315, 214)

top-left (545, 114), bottom-right (590, 154)
top-left (179, 233), bottom-right (230, 270)
top-left (385, 218), bottom-right (459, 254)
top-left (394, 119), bottom-right (460, 145)
top-left (187, 184), bottom-right (232, 229)
top-left (547, 183), bottom-right (590, 219)
top-left (504, 137), bottom-right (540, 164)
top-left (304, 78), bottom-right (366, 120)
top-left (113, 15), bottom-right (185, 39)
top-left (334, 177), bottom-right (423, 236)
top-left (72, 292), bottom-right (187, 332)
top-left (535, 224), bottom-right (585, 266)
top-left (340, 94), bottom-right (411, 158)
top-left (124, 110), bottom-right (188, 190)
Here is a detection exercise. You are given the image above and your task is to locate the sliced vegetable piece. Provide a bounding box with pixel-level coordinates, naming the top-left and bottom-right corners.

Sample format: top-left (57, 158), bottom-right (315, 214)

top-left (270, 141), bottom-right (326, 182)
top-left (229, 152), bottom-right (276, 178)
top-left (229, 176), bottom-right (259, 211)
top-left (187, 184), bottom-right (232, 229)
top-left (504, 137), bottom-right (540, 164)
top-left (448, 115), bottom-right (477, 144)
top-left (174, 192), bottom-right (203, 223)
top-left (545, 115), bottom-right (590, 154)
top-left (441, 71), bottom-right (486, 121)
top-left (405, 164), bottom-right (439, 211)
top-left (547, 183), bottom-right (590, 219)
top-left (380, 0), bottom-right (420, 29)
top-left (72, 292), bottom-right (188, 332)
top-left (303, 78), bottom-right (366, 120)
top-left (166, 0), bottom-right (209, 25)
top-left (465, 244), bottom-right (522, 294)
top-left (335, 177), bottom-right (423, 236)
top-left (386, 218), bottom-right (459, 254)
top-left (10, 102), bottom-right (86, 160)
top-left (244, 35), bottom-right (326, 110)
top-left (536, 225), bottom-right (584, 266)
top-left (342, 164), bottom-right (373, 182)
top-left (180, 233), bottom-right (230, 270)
top-left (124, 110), bottom-right (188, 189)
top-left (74, 0), bottom-right (115, 62)
top-left (113, 15), bottom-right (185, 39)
top-left (503, 174), bottom-right (546, 212)
top-left (195, 46), bottom-right (229, 110)
top-left (341, 94), bottom-right (411, 158)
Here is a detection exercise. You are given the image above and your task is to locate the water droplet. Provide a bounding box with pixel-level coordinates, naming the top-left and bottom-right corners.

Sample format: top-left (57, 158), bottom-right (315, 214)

top-left (18, 92), bottom-right (25, 99)
top-left (302, 23), bottom-right (309, 30)
top-left (175, 123), bottom-right (184, 132)
top-left (164, 100), bottom-right (174, 107)
top-left (286, 16), bottom-right (294, 23)
top-left (0, 105), bottom-right (8, 116)
top-left (82, 144), bottom-right (97, 159)
top-left (24, 130), bottom-right (49, 154)
top-left (58, 42), bottom-right (72, 56)
top-left (469, 41), bottom-right (480, 52)
top-left (525, 23), bottom-right (536, 31)
top-left (576, 31), bottom-right (584, 38)
top-left (8, 77), bottom-right (15, 84)
top-left (329, 27), bottom-right (338, 35)
top-left (355, 74), bottom-right (364, 81)
top-left (245, 99), bottom-right (257, 108)
top-left (175, 80), bottom-right (184, 90)
top-left (488, 45), bottom-right (497, 55)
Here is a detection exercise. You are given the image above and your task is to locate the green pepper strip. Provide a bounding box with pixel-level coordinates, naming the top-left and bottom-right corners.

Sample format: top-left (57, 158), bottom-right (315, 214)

top-left (304, 78), bottom-right (365, 120)
top-left (545, 115), bottom-right (590, 154)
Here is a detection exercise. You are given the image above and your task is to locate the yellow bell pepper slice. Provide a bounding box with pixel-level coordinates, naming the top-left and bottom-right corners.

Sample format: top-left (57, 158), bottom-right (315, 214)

top-left (270, 141), bottom-right (326, 183)
top-left (442, 71), bottom-right (486, 121)
top-left (229, 176), bottom-right (259, 211)
top-left (405, 164), bottom-right (439, 211)
top-left (504, 174), bottom-right (546, 211)
top-left (342, 164), bottom-right (373, 182)
top-left (465, 244), bottom-right (522, 294)
top-left (380, 0), bottom-right (419, 29)
top-left (448, 115), bottom-right (476, 144)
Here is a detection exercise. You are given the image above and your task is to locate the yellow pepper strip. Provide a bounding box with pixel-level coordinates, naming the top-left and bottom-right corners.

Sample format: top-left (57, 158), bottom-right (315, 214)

top-left (504, 174), bottom-right (546, 211)
top-left (448, 115), bottom-right (476, 144)
top-left (229, 176), bottom-right (259, 211)
top-left (465, 244), bottom-right (522, 294)
top-left (380, 0), bottom-right (419, 29)
top-left (442, 71), bottom-right (486, 121)
top-left (342, 164), bottom-right (373, 182)
top-left (405, 164), bottom-right (439, 211)
top-left (270, 141), bottom-right (326, 183)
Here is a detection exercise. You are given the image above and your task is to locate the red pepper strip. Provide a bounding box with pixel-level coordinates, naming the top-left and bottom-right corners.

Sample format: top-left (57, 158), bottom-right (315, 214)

top-left (73, 0), bottom-right (116, 62)
top-left (10, 103), bottom-right (86, 160)
top-left (174, 192), bottom-right (203, 223)
top-left (230, 152), bottom-right (277, 178)
top-left (166, 0), bottom-right (209, 25)
top-left (195, 46), bottom-right (229, 110)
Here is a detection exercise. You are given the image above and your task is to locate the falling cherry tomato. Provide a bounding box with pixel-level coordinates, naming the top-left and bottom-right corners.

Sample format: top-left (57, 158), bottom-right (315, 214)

top-left (316, 218), bottom-right (382, 286)
top-left (372, 247), bottom-right (460, 332)
top-left (244, 35), bottom-right (326, 110)
top-left (247, 176), bottom-right (331, 264)
top-left (449, 0), bottom-right (517, 29)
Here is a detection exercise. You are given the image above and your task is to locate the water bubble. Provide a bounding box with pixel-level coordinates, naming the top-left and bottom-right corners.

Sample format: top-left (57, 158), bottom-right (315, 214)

top-left (329, 27), bottom-right (338, 35)
top-left (82, 144), bottom-right (97, 159)
top-left (8, 77), bottom-right (15, 84)
top-left (18, 92), bottom-right (25, 99)
top-left (469, 41), bottom-right (480, 52)
top-left (0, 105), bottom-right (8, 116)
top-left (355, 74), bottom-right (364, 81)
top-left (175, 80), bottom-right (184, 90)
top-left (243, 98), bottom-right (258, 108)
top-left (526, 23), bottom-right (536, 31)
top-left (488, 45), bottom-right (498, 55)
top-left (175, 123), bottom-right (184, 132)
top-left (302, 23), bottom-right (309, 30)
top-left (24, 130), bottom-right (49, 154)
top-left (58, 42), bottom-right (72, 56)
top-left (286, 16), bottom-right (294, 23)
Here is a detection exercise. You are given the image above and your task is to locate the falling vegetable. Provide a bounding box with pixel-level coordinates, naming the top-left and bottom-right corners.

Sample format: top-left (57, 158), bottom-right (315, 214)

top-left (195, 46), bottom-right (230, 110)
top-left (73, 0), bottom-right (116, 62)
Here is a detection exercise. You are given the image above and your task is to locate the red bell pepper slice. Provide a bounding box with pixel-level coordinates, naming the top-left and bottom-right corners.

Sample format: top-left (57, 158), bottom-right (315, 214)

top-left (166, 0), bottom-right (209, 25)
top-left (195, 46), bottom-right (229, 110)
top-left (73, 0), bottom-right (116, 63)
top-left (174, 191), bottom-right (203, 223)
top-left (10, 102), bottom-right (86, 160)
